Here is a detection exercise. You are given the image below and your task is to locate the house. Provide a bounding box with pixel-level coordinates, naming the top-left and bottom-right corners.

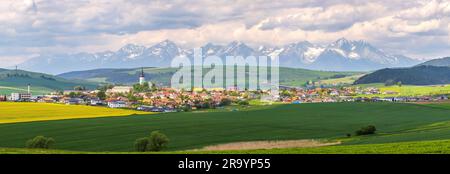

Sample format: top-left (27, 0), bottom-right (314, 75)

top-left (108, 101), bottom-right (128, 108)
top-left (10, 93), bottom-right (32, 101)
top-left (107, 86), bottom-right (132, 94)
top-left (90, 98), bottom-right (104, 106)
top-left (0, 95), bottom-right (7, 101)
top-left (65, 98), bottom-right (83, 105)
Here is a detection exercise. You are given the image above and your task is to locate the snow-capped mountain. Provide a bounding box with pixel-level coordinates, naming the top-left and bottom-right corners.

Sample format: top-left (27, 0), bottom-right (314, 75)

top-left (17, 39), bottom-right (421, 74)
top-left (309, 38), bottom-right (419, 71)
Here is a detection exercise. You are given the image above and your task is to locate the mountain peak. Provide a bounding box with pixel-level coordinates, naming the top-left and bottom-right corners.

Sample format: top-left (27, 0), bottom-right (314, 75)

top-left (156, 39), bottom-right (177, 47)
top-left (118, 44), bottom-right (145, 55)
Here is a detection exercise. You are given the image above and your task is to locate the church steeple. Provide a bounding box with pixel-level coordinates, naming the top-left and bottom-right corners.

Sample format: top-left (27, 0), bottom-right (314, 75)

top-left (139, 67), bottom-right (145, 85)
top-left (140, 67), bottom-right (145, 77)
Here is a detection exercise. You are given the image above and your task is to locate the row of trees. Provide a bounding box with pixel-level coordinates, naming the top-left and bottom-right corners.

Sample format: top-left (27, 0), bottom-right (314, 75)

top-left (24, 131), bottom-right (170, 152)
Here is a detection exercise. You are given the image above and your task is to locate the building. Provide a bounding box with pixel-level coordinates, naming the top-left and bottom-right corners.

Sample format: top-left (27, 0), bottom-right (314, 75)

top-left (107, 86), bottom-right (133, 94)
top-left (90, 98), bottom-right (104, 106)
top-left (108, 101), bottom-right (128, 108)
top-left (10, 93), bottom-right (32, 101)
top-left (0, 95), bottom-right (7, 101)
top-left (65, 98), bottom-right (83, 105)
top-left (139, 67), bottom-right (145, 85)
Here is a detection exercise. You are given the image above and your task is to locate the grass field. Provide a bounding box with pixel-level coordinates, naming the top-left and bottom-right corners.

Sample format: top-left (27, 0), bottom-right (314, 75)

top-left (355, 84), bottom-right (450, 97)
top-left (319, 74), bottom-right (365, 86)
top-left (1, 102), bottom-right (450, 152)
top-left (198, 139), bottom-right (450, 154)
top-left (2, 139), bottom-right (450, 154)
top-left (0, 102), bottom-right (149, 124)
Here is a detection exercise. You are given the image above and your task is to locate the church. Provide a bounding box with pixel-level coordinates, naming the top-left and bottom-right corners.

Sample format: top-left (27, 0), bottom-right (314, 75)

top-left (139, 67), bottom-right (145, 85)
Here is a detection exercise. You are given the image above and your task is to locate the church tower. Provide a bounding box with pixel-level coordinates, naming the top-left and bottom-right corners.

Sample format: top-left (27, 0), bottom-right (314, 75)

top-left (139, 67), bottom-right (145, 85)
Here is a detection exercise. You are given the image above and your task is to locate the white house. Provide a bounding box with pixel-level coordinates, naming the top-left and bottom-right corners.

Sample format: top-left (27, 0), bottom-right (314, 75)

top-left (10, 93), bottom-right (32, 101)
top-left (108, 101), bottom-right (128, 108)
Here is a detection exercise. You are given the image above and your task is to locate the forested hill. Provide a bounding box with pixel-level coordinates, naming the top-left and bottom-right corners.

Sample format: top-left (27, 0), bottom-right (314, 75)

top-left (354, 65), bottom-right (450, 85)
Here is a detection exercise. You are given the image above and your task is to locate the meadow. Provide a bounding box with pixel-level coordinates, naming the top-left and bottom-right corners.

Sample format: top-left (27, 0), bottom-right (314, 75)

top-left (355, 84), bottom-right (450, 97)
top-left (2, 139), bottom-right (450, 154)
top-left (0, 102), bottom-right (149, 124)
top-left (1, 102), bottom-right (450, 153)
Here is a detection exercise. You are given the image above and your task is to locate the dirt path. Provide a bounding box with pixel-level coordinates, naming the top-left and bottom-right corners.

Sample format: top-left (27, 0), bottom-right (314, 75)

top-left (198, 140), bottom-right (341, 151)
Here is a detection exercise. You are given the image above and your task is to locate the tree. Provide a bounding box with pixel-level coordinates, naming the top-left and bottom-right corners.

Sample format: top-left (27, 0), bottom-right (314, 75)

top-left (148, 131), bottom-right (169, 151)
top-left (97, 91), bottom-right (106, 100)
top-left (238, 100), bottom-right (249, 106)
top-left (397, 81), bottom-right (402, 87)
top-left (220, 98), bottom-right (232, 106)
top-left (134, 131), bottom-right (169, 152)
top-left (69, 92), bottom-right (77, 98)
top-left (355, 125), bottom-right (377, 136)
top-left (26, 136), bottom-right (55, 149)
top-left (384, 79), bottom-right (395, 86)
top-left (134, 137), bottom-right (150, 152)
top-left (151, 83), bottom-right (158, 92)
top-left (74, 86), bottom-right (86, 91)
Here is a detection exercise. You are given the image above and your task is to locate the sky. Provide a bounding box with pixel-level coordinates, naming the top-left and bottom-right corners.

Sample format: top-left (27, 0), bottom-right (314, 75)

top-left (1, 0), bottom-right (450, 67)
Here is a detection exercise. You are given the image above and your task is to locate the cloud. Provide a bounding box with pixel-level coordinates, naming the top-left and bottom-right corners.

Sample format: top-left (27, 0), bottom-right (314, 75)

top-left (1, 0), bottom-right (450, 67)
top-left (256, 3), bottom-right (387, 32)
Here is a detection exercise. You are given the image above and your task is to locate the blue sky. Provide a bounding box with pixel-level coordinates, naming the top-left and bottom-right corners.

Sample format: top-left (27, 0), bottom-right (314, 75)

top-left (1, 0), bottom-right (450, 67)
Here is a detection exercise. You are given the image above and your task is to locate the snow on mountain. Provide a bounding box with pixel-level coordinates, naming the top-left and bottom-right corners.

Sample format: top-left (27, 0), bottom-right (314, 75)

top-left (17, 39), bottom-right (421, 74)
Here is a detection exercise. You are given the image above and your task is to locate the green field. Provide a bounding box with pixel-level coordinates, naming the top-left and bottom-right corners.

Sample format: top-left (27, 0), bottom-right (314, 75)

top-left (319, 74), bottom-right (365, 86)
top-left (1, 102), bottom-right (450, 153)
top-left (2, 139), bottom-right (450, 154)
top-left (355, 84), bottom-right (450, 97)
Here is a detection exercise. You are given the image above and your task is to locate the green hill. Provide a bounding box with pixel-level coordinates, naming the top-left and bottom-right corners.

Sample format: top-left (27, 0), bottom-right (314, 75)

top-left (0, 69), bottom-right (98, 95)
top-left (354, 65), bottom-right (450, 85)
top-left (58, 67), bottom-right (361, 87)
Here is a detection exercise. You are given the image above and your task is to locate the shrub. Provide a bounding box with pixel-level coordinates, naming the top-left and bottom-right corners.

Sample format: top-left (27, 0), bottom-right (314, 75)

top-left (134, 137), bottom-right (150, 152)
top-left (238, 100), bottom-right (249, 106)
top-left (355, 125), bottom-right (377, 136)
top-left (134, 131), bottom-right (169, 152)
top-left (220, 98), bottom-right (232, 106)
top-left (26, 136), bottom-right (55, 149)
top-left (148, 131), bottom-right (170, 152)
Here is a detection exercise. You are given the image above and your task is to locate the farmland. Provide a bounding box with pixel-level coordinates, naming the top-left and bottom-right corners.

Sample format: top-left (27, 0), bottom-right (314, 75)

top-left (0, 102), bottom-right (149, 124)
top-left (1, 102), bottom-right (450, 153)
top-left (355, 84), bottom-right (450, 97)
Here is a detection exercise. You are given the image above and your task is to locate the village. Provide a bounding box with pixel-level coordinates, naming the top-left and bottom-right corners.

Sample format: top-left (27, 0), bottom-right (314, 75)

top-left (1, 69), bottom-right (449, 112)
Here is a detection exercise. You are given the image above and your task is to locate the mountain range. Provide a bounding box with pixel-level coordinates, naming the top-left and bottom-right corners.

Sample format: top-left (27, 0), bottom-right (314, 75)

top-left (18, 38), bottom-right (421, 74)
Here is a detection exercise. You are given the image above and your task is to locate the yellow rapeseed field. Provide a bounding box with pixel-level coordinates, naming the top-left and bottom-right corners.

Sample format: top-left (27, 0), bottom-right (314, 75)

top-left (0, 102), bottom-right (151, 124)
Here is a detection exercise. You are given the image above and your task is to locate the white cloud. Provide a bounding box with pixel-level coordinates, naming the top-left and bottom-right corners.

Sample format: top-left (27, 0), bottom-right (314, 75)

top-left (0, 0), bottom-right (450, 67)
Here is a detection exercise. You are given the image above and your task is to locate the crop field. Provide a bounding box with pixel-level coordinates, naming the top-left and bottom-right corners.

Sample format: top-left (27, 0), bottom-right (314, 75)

top-left (319, 74), bottom-right (365, 86)
top-left (356, 84), bottom-right (450, 97)
top-left (1, 102), bottom-right (450, 153)
top-left (0, 102), bottom-right (149, 124)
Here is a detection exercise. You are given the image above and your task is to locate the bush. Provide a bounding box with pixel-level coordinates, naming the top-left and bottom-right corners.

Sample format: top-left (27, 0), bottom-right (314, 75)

top-left (148, 131), bottom-right (170, 152)
top-left (26, 136), bottom-right (55, 149)
top-left (237, 100), bottom-right (249, 106)
top-left (134, 131), bottom-right (169, 152)
top-left (355, 125), bottom-right (377, 136)
top-left (134, 137), bottom-right (150, 152)
top-left (220, 98), bottom-right (232, 106)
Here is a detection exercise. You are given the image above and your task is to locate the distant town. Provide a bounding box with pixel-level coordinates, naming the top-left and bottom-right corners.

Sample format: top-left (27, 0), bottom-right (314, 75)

top-left (1, 68), bottom-right (449, 113)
